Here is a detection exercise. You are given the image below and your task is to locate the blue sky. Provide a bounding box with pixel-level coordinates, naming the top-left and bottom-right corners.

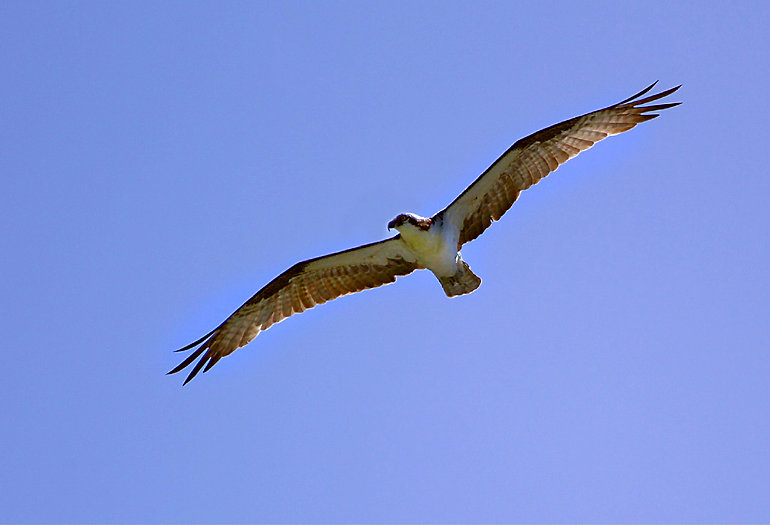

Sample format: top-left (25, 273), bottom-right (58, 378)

top-left (2, 1), bottom-right (769, 522)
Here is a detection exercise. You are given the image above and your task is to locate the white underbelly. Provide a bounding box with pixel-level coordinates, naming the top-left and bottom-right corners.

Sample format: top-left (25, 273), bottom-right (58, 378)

top-left (399, 227), bottom-right (459, 276)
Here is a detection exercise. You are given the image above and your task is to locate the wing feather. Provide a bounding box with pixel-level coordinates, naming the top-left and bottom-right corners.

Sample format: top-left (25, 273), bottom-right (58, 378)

top-left (169, 235), bottom-right (418, 384)
top-left (436, 82), bottom-right (681, 246)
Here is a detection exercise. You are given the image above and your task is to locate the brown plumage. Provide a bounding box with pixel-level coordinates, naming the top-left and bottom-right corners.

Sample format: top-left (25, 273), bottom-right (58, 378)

top-left (435, 82), bottom-right (681, 247)
top-left (169, 237), bottom-right (418, 384)
top-left (170, 82), bottom-right (680, 384)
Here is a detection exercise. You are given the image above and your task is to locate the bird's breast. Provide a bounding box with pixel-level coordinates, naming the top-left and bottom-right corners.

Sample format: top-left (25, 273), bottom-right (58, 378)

top-left (399, 224), bottom-right (459, 276)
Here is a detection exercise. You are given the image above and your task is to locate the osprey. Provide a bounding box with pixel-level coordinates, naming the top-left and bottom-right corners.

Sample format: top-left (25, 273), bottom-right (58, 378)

top-left (170, 82), bottom-right (680, 384)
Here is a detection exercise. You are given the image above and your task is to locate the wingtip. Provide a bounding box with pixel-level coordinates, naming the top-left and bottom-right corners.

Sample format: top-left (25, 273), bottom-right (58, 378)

top-left (174, 327), bottom-right (218, 352)
top-left (203, 355), bottom-right (222, 373)
top-left (617, 81), bottom-right (658, 105)
top-left (168, 350), bottom-right (221, 385)
top-left (617, 82), bottom-right (683, 110)
top-left (179, 360), bottom-right (204, 385)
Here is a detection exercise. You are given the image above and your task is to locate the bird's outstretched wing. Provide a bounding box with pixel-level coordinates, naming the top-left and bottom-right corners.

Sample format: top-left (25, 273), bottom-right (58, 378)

top-left (169, 236), bottom-right (418, 384)
top-left (435, 82), bottom-right (681, 247)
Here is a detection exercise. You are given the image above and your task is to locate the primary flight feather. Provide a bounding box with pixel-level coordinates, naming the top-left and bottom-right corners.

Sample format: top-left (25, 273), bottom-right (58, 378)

top-left (169, 82), bottom-right (681, 384)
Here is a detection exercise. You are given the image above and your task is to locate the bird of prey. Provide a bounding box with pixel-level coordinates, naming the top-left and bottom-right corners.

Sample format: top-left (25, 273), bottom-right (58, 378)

top-left (169, 82), bottom-right (680, 384)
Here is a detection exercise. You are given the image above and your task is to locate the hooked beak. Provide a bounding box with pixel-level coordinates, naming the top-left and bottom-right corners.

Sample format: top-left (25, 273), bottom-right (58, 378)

top-left (387, 219), bottom-right (397, 230)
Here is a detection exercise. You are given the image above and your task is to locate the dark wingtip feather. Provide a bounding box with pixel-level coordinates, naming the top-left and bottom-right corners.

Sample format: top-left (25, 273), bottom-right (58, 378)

top-left (174, 327), bottom-right (217, 352)
top-left (167, 346), bottom-right (206, 375)
top-left (182, 354), bottom-right (211, 385)
top-left (203, 354), bottom-right (223, 373)
top-left (638, 102), bottom-right (682, 113)
top-left (617, 81), bottom-right (658, 105)
top-left (625, 85), bottom-right (682, 108)
top-left (168, 328), bottom-right (222, 384)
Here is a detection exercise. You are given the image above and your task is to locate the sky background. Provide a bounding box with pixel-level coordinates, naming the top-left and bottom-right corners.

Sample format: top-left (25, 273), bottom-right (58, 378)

top-left (2, 1), bottom-right (769, 523)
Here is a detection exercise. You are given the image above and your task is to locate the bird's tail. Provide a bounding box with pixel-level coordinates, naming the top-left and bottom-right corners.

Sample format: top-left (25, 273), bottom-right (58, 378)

top-left (437, 260), bottom-right (482, 297)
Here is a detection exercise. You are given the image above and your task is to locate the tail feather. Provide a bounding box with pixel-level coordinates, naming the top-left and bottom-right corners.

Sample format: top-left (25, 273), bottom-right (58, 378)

top-left (437, 261), bottom-right (482, 297)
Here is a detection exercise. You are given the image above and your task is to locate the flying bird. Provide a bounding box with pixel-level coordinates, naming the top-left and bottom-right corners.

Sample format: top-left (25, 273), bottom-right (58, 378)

top-left (169, 82), bottom-right (681, 384)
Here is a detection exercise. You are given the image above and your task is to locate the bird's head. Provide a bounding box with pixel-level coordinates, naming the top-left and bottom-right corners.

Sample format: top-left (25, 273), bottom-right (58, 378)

top-left (388, 213), bottom-right (432, 232)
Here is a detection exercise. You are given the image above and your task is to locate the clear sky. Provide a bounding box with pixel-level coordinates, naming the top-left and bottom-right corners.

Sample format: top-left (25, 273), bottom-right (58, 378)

top-left (2, 1), bottom-right (769, 523)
